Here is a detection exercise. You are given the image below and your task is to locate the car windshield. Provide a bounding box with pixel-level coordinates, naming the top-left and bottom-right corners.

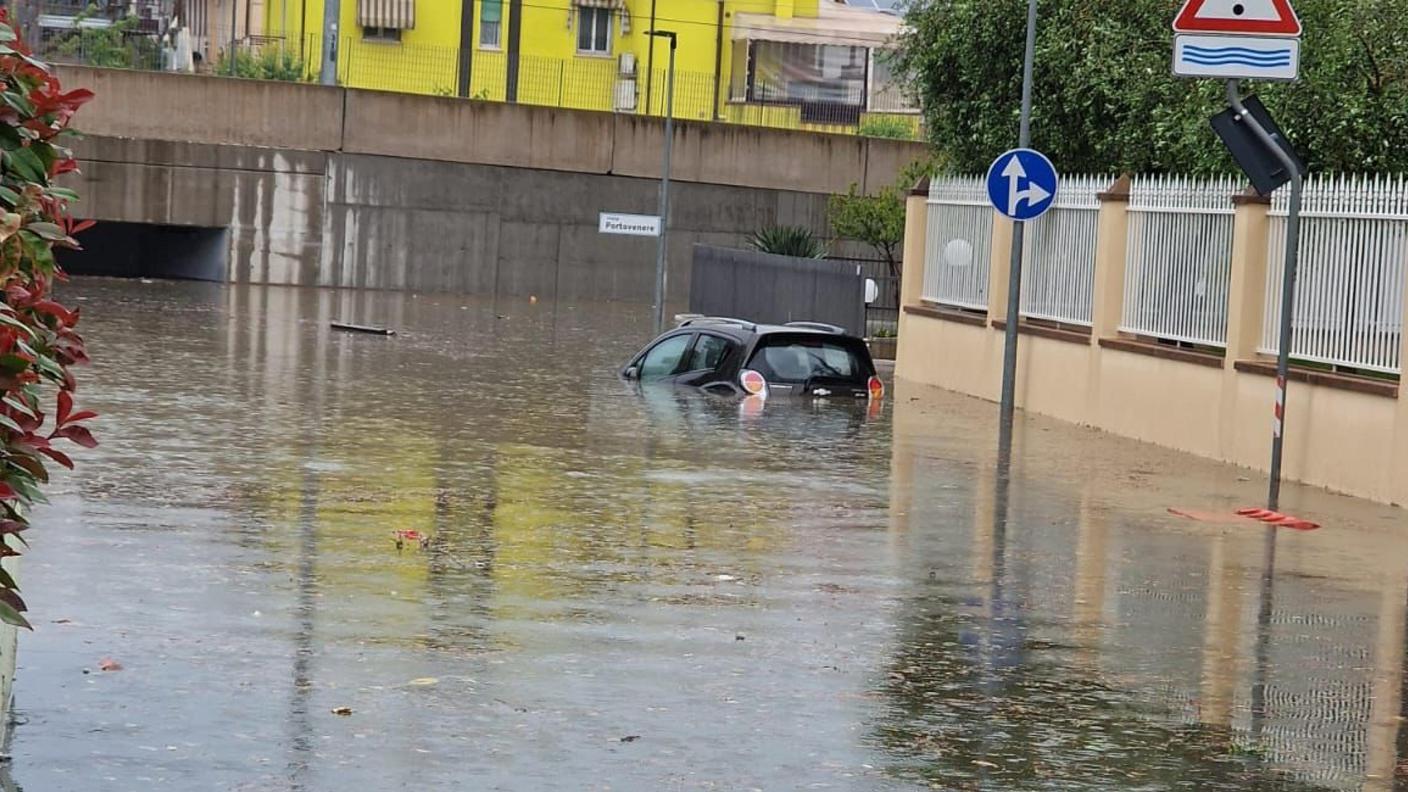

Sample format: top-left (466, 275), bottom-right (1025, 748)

top-left (745, 335), bottom-right (871, 384)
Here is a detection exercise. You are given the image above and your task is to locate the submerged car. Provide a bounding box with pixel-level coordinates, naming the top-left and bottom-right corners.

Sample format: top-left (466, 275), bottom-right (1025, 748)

top-left (621, 317), bottom-right (884, 400)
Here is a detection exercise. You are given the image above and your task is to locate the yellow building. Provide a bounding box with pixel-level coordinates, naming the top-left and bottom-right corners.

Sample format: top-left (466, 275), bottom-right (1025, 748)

top-left (257, 0), bottom-right (918, 135)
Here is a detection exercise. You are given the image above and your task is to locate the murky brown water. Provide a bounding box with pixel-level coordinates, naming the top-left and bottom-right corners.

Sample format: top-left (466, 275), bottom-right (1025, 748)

top-left (5, 278), bottom-right (1408, 791)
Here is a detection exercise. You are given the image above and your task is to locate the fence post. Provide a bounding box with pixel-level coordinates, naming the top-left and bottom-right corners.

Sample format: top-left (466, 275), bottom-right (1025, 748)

top-left (1224, 187), bottom-right (1273, 366)
top-left (1089, 175), bottom-right (1131, 338)
top-left (987, 216), bottom-right (1014, 322)
top-left (1394, 251), bottom-right (1408, 505)
top-left (898, 178), bottom-right (931, 310)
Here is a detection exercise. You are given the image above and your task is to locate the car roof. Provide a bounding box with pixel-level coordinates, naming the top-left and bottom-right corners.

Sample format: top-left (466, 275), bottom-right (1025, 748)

top-left (675, 317), bottom-right (860, 340)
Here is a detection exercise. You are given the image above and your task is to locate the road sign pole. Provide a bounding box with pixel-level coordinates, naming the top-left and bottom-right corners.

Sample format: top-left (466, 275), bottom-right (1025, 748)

top-left (1226, 79), bottom-right (1304, 510)
top-left (997, 0), bottom-right (1039, 458)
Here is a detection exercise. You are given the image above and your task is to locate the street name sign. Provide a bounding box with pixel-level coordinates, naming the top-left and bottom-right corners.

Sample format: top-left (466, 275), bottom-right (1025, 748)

top-left (1173, 0), bottom-right (1302, 81)
top-left (598, 212), bottom-right (662, 237)
top-left (985, 149), bottom-right (1058, 222)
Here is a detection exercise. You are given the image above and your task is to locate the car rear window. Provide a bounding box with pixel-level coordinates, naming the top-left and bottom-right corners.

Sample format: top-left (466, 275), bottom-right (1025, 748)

top-left (745, 335), bottom-right (873, 384)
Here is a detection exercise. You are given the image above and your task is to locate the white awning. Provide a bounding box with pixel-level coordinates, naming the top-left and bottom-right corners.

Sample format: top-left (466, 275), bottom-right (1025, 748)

top-left (358, 0), bottom-right (415, 29)
top-left (732, 3), bottom-right (900, 48)
top-left (576, 0), bottom-right (627, 7)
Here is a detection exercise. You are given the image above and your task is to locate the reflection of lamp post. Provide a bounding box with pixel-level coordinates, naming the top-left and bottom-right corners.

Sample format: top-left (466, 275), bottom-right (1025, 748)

top-left (648, 29), bottom-right (676, 334)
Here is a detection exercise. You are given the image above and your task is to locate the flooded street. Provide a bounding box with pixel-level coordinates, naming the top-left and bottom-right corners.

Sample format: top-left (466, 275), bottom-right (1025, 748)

top-left (6, 278), bottom-right (1408, 791)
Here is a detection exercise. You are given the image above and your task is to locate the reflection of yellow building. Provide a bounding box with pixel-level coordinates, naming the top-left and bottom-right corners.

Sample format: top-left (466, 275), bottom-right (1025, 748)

top-left (258, 0), bottom-right (919, 135)
top-left (490, 443), bottom-right (785, 610)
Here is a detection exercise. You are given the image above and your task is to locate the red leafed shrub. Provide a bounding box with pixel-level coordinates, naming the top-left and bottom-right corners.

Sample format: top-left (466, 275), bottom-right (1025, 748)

top-left (0, 12), bottom-right (97, 628)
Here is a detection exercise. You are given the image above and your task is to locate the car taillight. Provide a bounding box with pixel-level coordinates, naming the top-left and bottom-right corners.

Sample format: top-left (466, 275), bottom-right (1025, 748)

top-left (867, 375), bottom-right (885, 401)
top-left (740, 369), bottom-right (768, 397)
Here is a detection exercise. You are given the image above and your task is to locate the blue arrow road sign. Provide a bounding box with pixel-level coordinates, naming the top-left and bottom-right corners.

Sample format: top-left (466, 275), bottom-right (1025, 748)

top-left (986, 148), bottom-right (1059, 222)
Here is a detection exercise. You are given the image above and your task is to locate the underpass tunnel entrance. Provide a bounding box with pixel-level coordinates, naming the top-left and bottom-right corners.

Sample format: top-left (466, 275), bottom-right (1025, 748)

top-left (58, 222), bottom-right (229, 282)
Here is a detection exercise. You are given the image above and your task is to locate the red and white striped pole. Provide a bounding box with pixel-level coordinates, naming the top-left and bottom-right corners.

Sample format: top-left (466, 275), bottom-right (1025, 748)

top-left (1226, 81), bottom-right (1303, 512)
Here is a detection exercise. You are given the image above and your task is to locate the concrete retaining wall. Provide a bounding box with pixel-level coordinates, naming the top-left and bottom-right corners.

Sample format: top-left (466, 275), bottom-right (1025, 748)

top-left (69, 135), bottom-right (853, 298)
top-left (55, 66), bottom-right (926, 298)
top-left (55, 65), bottom-right (928, 194)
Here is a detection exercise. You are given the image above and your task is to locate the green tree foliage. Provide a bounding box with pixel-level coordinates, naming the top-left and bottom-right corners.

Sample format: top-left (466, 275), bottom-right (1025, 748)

top-left (0, 12), bottom-right (101, 628)
top-left (891, 0), bottom-right (1408, 174)
top-left (51, 14), bottom-right (159, 70)
top-left (858, 116), bottom-right (918, 140)
top-left (214, 47), bottom-right (307, 82)
top-left (829, 159), bottom-right (934, 276)
top-left (747, 225), bottom-right (828, 258)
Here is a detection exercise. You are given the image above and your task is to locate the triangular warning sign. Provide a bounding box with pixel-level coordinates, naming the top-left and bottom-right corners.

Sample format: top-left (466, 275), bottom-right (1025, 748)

top-left (1173, 0), bottom-right (1302, 36)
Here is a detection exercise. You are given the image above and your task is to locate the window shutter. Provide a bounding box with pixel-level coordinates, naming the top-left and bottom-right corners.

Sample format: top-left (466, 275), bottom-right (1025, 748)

top-left (358, 0), bottom-right (416, 30)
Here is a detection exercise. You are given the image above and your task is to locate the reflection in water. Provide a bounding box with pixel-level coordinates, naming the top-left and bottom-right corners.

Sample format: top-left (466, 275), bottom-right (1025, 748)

top-left (3, 279), bottom-right (1408, 790)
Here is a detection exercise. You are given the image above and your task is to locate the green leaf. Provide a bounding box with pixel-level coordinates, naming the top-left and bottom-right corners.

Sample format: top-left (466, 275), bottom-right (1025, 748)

top-left (10, 476), bottom-right (44, 505)
top-left (0, 25), bottom-right (16, 43)
top-left (0, 312), bottom-right (35, 338)
top-left (0, 600), bottom-right (32, 630)
top-left (0, 186), bottom-right (18, 207)
top-left (18, 231), bottom-right (56, 274)
top-left (0, 125), bottom-right (21, 153)
top-left (29, 143), bottom-right (56, 175)
top-left (0, 414), bottom-right (22, 434)
top-left (34, 354), bottom-right (64, 384)
top-left (0, 566), bottom-right (19, 591)
top-left (25, 222), bottom-right (69, 242)
top-left (8, 456), bottom-right (45, 484)
top-left (47, 187), bottom-right (80, 202)
top-left (2, 396), bottom-right (34, 418)
top-left (6, 147), bottom-right (45, 183)
top-left (0, 92), bottom-right (33, 119)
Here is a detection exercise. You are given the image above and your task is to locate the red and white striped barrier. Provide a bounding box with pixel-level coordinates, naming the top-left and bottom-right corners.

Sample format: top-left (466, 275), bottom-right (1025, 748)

top-left (1236, 507), bottom-right (1319, 531)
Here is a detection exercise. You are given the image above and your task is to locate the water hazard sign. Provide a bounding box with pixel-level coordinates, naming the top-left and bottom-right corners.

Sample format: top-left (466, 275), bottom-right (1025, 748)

top-left (1172, 0), bottom-right (1302, 81)
top-left (1173, 0), bottom-right (1302, 36)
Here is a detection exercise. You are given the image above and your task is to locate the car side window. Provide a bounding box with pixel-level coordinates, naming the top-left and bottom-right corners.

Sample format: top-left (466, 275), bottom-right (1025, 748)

top-left (685, 334), bottom-right (735, 373)
top-left (638, 334), bottom-right (692, 379)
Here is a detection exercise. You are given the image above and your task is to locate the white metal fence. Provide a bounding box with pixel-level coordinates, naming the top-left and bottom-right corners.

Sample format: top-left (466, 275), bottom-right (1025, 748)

top-left (1020, 175), bottom-right (1109, 326)
top-left (1120, 175), bottom-right (1239, 346)
top-left (923, 176), bottom-right (993, 310)
top-left (1260, 175), bottom-right (1407, 375)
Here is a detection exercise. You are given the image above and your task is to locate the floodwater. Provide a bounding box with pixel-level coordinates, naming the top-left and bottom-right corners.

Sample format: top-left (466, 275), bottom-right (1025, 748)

top-left (5, 278), bottom-right (1408, 791)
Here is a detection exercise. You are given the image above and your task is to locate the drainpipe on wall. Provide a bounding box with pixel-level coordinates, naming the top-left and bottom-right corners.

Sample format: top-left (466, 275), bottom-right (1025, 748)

top-left (506, 0), bottom-right (522, 102)
top-left (711, 0), bottom-right (724, 121)
top-left (457, 0), bottom-right (475, 97)
top-left (318, 0), bottom-right (339, 85)
top-left (644, 0), bottom-right (657, 115)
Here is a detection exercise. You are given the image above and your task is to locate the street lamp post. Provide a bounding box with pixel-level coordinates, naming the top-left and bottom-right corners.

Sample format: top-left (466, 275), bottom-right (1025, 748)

top-left (649, 30), bottom-right (677, 334)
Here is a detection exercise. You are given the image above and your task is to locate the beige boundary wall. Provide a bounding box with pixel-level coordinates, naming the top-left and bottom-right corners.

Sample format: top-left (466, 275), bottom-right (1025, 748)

top-left (895, 180), bottom-right (1408, 507)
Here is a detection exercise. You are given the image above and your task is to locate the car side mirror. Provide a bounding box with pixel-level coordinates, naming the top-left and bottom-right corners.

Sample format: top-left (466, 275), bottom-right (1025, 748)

top-left (624, 366), bottom-right (640, 380)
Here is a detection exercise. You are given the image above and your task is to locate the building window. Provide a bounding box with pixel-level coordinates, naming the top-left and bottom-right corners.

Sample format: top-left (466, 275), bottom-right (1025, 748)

top-left (480, 0), bottom-right (502, 48)
top-left (577, 7), bottom-right (611, 55)
top-left (363, 26), bottom-right (402, 41)
top-left (734, 40), bottom-right (869, 124)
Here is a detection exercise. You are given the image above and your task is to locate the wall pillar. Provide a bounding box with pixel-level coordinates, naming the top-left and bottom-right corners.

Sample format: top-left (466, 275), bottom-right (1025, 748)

top-left (898, 180), bottom-right (930, 310)
top-left (1219, 187), bottom-right (1274, 459)
top-left (1224, 189), bottom-right (1273, 364)
top-left (1089, 175), bottom-right (1131, 339)
top-left (1393, 259), bottom-right (1408, 506)
top-left (986, 216), bottom-right (1014, 321)
top-left (1086, 176), bottom-right (1131, 422)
